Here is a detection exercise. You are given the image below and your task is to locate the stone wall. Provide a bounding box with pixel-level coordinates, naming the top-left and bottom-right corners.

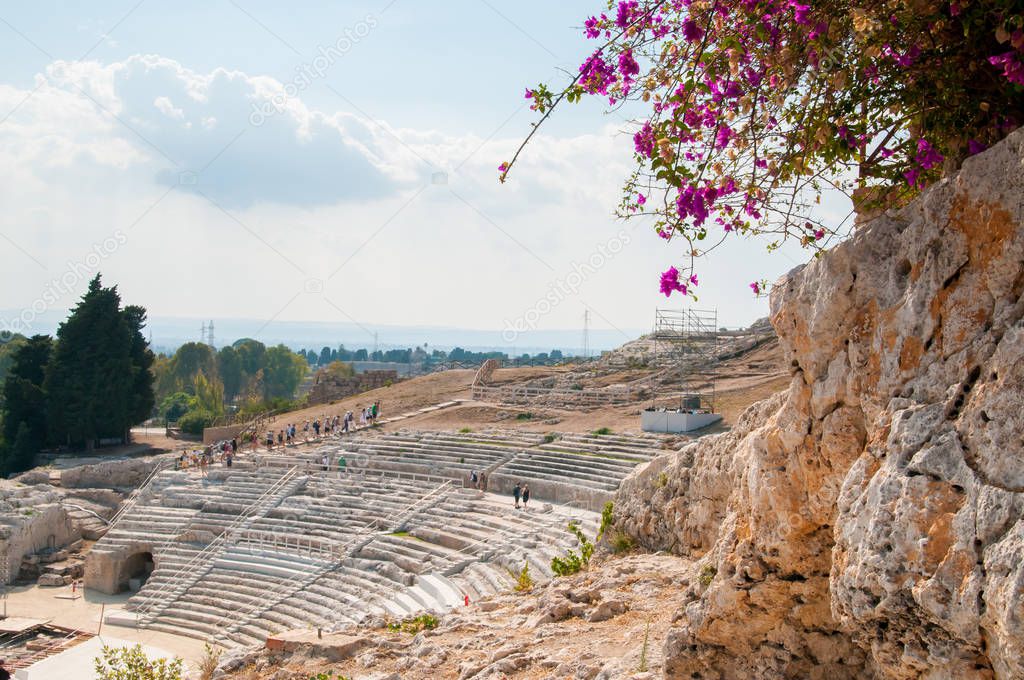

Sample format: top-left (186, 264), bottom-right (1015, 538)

top-left (0, 484), bottom-right (80, 584)
top-left (306, 369), bottom-right (398, 405)
top-left (613, 129), bottom-right (1024, 678)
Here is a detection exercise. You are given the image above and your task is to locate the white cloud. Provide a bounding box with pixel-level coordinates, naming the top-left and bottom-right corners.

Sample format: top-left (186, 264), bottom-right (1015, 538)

top-left (0, 54), bottom-right (798, 338)
top-left (153, 95), bottom-right (184, 119)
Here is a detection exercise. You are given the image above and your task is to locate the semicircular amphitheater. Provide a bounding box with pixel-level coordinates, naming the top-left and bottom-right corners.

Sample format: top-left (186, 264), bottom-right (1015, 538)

top-left (84, 428), bottom-right (669, 648)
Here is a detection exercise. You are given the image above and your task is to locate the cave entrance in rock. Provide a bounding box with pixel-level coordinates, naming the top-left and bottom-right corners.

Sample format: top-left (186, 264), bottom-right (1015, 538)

top-left (119, 551), bottom-right (154, 592)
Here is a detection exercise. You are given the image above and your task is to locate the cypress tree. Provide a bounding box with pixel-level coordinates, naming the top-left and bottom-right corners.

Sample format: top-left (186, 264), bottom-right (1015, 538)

top-left (45, 275), bottom-right (134, 449)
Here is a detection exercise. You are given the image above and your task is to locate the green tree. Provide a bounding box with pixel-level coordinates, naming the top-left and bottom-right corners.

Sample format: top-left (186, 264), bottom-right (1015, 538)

top-left (45, 275), bottom-right (135, 448)
top-left (3, 422), bottom-right (37, 475)
top-left (0, 333), bottom-right (27, 398)
top-left (167, 343), bottom-right (216, 392)
top-left (262, 345), bottom-right (307, 400)
top-left (158, 392), bottom-right (194, 421)
top-left (233, 338), bottom-right (266, 376)
top-left (1, 335), bottom-right (52, 459)
top-left (93, 643), bottom-right (183, 680)
top-left (216, 345), bottom-right (243, 402)
top-left (124, 305), bottom-right (155, 424)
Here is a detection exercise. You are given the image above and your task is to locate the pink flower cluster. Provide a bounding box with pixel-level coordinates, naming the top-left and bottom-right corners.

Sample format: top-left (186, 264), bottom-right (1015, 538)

top-left (659, 266), bottom-right (699, 297)
top-left (989, 51), bottom-right (1024, 85)
top-left (904, 139), bottom-right (944, 187)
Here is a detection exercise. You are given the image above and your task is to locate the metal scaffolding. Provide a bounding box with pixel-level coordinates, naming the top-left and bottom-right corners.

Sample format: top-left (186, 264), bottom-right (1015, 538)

top-left (651, 308), bottom-right (720, 412)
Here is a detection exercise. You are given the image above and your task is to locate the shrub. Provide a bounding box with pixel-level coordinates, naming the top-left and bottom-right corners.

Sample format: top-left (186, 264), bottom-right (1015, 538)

top-left (592, 427), bottom-right (612, 436)
top-left (94, 644), bottom-right (183, 680)
top-left (513, 561), bottom-right (534, 592)
top-left (550, 521), bottom-right (596, 577)
top-left (308, 672), bottom-right (352, 680)
top-left (598, 501), bottom-right (614, 541)
top-left (516, 412), bottom-right (534, 420)
top-left (177, 409), bottom-right (216, 435)
top-left (611, 531), bottom-right (635, 554)
top-left (543, 433), bottom-right (558, 444)
top-left (655, 472), bottom-right (669, 489)
top-left (638, 620), bottom-right (651, 672)
top-left (387, 613), bottom-right (439, 634)
top-left (197, 643), bottom-right (220, 680)
top-left (698, 564), bottom-right (717, 588)
top-left (458, 427), bottom-right (472, 433)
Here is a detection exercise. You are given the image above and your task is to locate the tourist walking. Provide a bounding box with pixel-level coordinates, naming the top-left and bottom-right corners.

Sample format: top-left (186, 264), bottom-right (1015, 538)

top-left (513, 482), bottom-right (522, 509)
top-left (522, 484), bottom-right (531, 509)
top-left (321, 453), bottom-right (329, 472)
top-left (479, 471), bottom-right (487, 491)
top-left (470, 470), bottom-right (478, 488)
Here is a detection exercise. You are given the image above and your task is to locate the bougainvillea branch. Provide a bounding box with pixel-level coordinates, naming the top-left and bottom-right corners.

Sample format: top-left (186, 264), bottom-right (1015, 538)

top-left (501, 0), bottom-right (1024, 297)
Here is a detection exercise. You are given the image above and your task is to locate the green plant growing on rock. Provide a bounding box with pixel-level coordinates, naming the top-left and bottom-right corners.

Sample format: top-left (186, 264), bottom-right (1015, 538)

top-left (516, 412), bottom-right (534, 420)
top-left (655, 472), bottom-right (669, 489)
top-left (611, 531), bottom-right (635, 554)
top-left (598, 501), bottom-right (615, 541)
top-left (387, 613), bottom-right (439, 634)
top-left (308, 671), bottom-right (352, 680)
top-left (543, 432), bottom-right (558, 443)
top-left (638, 619), bottom-right (651, 672)
top-left (197, 643), bottom-right (221, 680)
top-left (514, 561), bottom-right (534, 592)
top-left (94, 644), bottom-right (183, 680)
top-left (458, 427), bottom-right (472, 433)
top-left (551, 520), bottom-right (596, 576)
top-left (592, 427), bottom-right (612, 436)
top-left (698, 564), bottom-right (718, 588)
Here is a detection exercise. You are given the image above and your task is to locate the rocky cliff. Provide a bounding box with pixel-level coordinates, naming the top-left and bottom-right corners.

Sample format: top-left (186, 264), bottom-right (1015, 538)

top-left (614, 129), bottom-right (1024, 678)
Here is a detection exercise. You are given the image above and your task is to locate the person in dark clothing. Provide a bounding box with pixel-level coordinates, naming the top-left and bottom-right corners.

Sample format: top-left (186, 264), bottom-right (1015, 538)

top-left (513, 482), bottom-right (522, 509)
top-left (0, 658), bottom-right (11, 680)
top-left (522, 484), bottom-right (531, 508)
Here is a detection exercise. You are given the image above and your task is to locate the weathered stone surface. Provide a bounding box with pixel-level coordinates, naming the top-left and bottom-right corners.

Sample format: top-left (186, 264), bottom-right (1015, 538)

top-left (613, 129), bottom-right (1024, 678)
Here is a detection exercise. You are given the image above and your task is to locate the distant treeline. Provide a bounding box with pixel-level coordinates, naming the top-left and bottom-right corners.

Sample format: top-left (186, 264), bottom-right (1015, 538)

top-left (297, 345), bottom-right (568, 366)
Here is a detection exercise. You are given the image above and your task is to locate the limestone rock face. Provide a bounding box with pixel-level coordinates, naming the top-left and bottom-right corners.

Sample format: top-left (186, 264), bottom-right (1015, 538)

top-left (613, 129), bottom-right (1024, 678)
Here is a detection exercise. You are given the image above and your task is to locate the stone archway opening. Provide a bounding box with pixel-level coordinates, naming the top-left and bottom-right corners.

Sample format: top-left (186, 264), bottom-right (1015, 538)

top-left (118, 551), bottom-right (154, 592)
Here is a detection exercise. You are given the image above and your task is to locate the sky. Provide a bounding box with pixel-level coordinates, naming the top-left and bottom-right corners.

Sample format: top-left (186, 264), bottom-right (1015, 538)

top-left (0, 0), bottom-right (829, 352)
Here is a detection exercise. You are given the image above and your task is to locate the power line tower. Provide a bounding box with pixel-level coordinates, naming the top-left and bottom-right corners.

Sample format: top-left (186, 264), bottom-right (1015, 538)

top-left (200, 321), bottom-right (206, 344)
top-left (207, 320), bottom-right (215, 349)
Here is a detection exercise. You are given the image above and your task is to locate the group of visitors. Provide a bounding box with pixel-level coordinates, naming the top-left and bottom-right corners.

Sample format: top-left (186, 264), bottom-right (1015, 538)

top-left (469, 469), bottom-right (487, 491)
top-left (177, 438), bottom-right (239, 475)
top-left (512, 481), bottom-right (531, 509)
top-left (261, 401), bottom-right (383, 452)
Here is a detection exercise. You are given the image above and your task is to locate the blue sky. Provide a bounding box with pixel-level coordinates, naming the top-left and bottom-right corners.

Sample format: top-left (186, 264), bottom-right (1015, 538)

top-left (0, 1), bottom-right (824, 350)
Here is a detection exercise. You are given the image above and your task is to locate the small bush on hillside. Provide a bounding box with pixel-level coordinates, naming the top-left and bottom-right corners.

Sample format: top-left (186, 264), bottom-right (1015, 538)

top-left (387, 613), bottom-right (439, 634)
top-left (611, 531), bottom-right (635, 554)
top-left (592, 427), bottom-right (612, 436)
top-left (638, 620), bottom-right (651, 672)
top-left (598, 501), bottom-right (614, 541)
top-left (513, 561), bottom-right (534, 592)
top-left (516, 412), bottom-right (534, 420)
top-left (698, 564), bottom-right (717, 588)
top-left (94, 644), bottom-right (183, 680)
top-left (197, 643), bottom-right (220, 680)
top-left (458, 427), bottom-right (472, 433)
top-left (655, 472), bottom-right (669, 489)
top-left (551, 521), bottom-right (595, 577)
top-left (308, 671), bottom-right (352, 680)
top-left (178, 409), bottom-right (216, 435)
top-left (543, 433), bottom-right (558, 444)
